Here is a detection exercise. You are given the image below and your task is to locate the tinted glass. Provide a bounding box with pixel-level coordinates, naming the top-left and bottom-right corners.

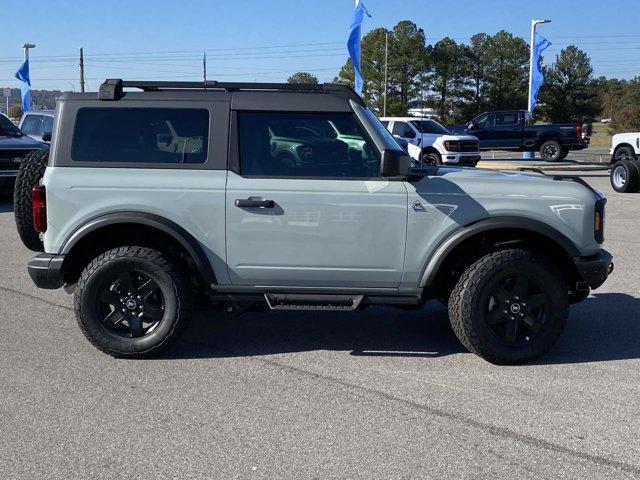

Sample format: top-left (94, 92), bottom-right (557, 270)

top-left (21, 115), bottom-right (41, 135)
top-left (475, 113), bottom-right (493, 127)
top-left (391, 121), bottom-right (408, 136)
top-left (410, 120), bottom-right (449, 134)
top-left (494, 112), bottom-right (519, 126)
top-left (72, 108), bottom-right (209, 164)
top-left (238, 112), bottom-right (380, 177)
top-left (40, 115), bottom-right (54, 135)
top-left (0, 114), bottom-right (21, 135)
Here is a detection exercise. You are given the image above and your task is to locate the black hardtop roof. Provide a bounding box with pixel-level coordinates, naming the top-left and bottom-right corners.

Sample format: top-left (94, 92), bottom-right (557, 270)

top-left (94, 79), bottom-right (365, 106)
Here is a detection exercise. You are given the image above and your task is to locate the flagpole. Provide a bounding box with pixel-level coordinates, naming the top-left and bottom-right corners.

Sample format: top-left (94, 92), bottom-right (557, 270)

top-left (524, 20), bottom-right (549, 159)
top-left (383, 30), bottom-right (388, 117)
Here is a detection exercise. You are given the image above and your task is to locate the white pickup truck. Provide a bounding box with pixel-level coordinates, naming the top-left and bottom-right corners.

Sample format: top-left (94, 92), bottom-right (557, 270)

top-left (380, 117), bottom-right (481, 167)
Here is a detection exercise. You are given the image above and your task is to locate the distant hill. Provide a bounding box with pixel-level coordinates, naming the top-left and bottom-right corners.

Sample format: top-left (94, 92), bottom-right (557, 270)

top-left (1, 87), bottom-right (68, 110)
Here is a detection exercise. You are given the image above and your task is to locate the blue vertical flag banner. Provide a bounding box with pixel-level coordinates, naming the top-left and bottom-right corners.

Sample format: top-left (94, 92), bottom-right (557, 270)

top-left (347, 0), bottom-right (371, 95)
top-left (15, 60), bottom-right (31, 112)
top-left (529, 32), bottom-right (551, 112)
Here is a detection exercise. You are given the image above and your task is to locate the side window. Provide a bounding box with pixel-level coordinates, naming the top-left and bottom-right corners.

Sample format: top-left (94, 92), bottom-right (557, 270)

top-left (39, 116), bottom-right (54, 135)
top-left (380, 120), bottom-right (390, 129)
top-left (238, 112), bottom-right (380, 178)
top-left (391, 121), bottom-right (408, 136)
top-left (475, 113), bottom-right (494, 127)
top-left (71, 108), bottom-right (209, 164)
top-left (494, 112), bottom-right (519, 126)
top-left (21, 115), bottom-right (41, 135)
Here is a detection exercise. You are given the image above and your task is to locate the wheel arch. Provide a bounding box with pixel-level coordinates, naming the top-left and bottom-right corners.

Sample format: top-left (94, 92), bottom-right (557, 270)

top-left (60, 212), bottom-right (216, 287)
top-left (612, 142), bottom-right (636, 160)
top-left (420, 217), bottom-right (581, 290)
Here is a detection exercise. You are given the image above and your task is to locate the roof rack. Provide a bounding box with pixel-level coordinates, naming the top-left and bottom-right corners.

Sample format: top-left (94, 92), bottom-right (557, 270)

top-left (98, 79), bottom-right (364, 105)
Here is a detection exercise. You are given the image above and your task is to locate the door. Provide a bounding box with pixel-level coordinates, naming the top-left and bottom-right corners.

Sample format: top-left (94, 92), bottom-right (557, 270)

top-left (468, 113), bottom-right (494, 148)
top-left (225, 110), bottom-right (408, 288)
top-left (491, 112), bottom-right (523, 149)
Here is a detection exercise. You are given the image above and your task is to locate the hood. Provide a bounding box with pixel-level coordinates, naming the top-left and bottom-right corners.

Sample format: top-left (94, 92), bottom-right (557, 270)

top-left (0, 134), bottom-right (46, 149)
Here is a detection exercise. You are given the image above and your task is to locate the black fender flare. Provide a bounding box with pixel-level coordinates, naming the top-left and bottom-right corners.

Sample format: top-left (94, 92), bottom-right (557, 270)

top-left (419, 216), bottom-right (580, 288)
top-left (60, 211), bottom-right (216, 285)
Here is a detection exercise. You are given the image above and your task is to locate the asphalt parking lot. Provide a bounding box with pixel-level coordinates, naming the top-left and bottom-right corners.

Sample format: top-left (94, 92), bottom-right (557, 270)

top-left (0, 171), bottom-right (638, 479)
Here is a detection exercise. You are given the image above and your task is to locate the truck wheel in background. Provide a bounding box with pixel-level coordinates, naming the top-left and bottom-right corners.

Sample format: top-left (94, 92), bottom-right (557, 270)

top-left (613, 145), bottom-right (635, 163)
top-left (539, 140), bottom-right (563, 162)
top-left (558, 147), bottom-right (569, 161)
top-left (14, 148), bottom-right (49, 252)
top-left (610, 160), bottom-right (640, 193)
top-left (421, 150), bottom-right (442, 166)
top-left (448, 249), bottom-right (569, 365)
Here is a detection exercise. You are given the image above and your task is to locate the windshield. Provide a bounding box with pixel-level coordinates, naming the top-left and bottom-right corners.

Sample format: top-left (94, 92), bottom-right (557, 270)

top-left (0, 114), bottom-right (21, 136)
top-left (354, 104), bottom-right (404, 151)
top-left (410, 119), bottom-right (449, 134)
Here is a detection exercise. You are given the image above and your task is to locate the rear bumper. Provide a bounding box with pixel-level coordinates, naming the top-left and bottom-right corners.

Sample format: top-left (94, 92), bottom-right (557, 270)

top-left (27, 253), bottom-right (66, 289)
top-left (573, 249), bottom-right (613, 290)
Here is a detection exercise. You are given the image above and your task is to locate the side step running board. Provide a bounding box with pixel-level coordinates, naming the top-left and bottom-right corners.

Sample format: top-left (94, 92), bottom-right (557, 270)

top-left (264, 294), bottom-right (364, 311)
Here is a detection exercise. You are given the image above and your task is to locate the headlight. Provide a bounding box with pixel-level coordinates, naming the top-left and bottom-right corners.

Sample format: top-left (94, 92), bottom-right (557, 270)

top-left (443, 140), bottom-right (461, 152)
top-left (594, 198), bottom-right (606, 243)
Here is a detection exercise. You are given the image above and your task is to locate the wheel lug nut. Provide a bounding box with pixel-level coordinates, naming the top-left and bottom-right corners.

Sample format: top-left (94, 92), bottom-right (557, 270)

top-left (503, 310), bottom-right (508, 314)
top-left (510, 316), bottom-right (515, 320)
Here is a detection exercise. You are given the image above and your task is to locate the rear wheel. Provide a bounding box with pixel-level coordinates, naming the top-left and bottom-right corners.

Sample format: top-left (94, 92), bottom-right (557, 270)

top-left (539, 140), bottom-right (563, 161)
top-left (74, 246), bottom-right (194, 358)
top-left (448, 249), bottom-right (569, 364)
top-left (13, 148), bottom-right (49, 252)
top-left (610, 160), bottom-right (639, 193)
top-left (614, 145), bottom-right (635, 163)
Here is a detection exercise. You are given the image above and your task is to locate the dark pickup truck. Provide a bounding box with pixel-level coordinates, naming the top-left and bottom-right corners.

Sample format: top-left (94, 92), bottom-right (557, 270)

top-left (0, 113), bottom-right (47, 191)
top-left (452, 110), bottom-right (589, 161)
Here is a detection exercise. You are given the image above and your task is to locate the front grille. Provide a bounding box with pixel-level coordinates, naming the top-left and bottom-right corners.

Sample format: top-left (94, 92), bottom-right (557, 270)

top-left (460, 140), bottom-right (479, 152)
top-left (0, 149), bottom-right (36, 170)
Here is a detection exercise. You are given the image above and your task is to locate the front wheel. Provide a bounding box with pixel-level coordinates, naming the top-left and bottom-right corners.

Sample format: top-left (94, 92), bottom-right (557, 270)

top-left (448, 249), bottom-right (569, 365)
top-left (610, 160), bottom-right (639, 193)
top-left (74, 246), bottom-right (194, 358)
top-left (421, 150), bottom-right (442, 166)
top-left (539, 140), bottom-right (563, 161)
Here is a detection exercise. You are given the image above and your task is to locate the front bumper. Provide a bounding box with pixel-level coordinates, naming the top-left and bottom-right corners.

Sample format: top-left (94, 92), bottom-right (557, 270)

top-left (27, 253), bottom-right (66, 289)
top-left (573, 249), bottom-right (613, 290)
top-left (443, 153), bottom-right (481, 167)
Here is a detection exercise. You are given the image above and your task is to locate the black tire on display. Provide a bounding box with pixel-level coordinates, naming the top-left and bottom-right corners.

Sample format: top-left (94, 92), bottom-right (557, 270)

top-left (448, 249), bottom-right (569, 365)
top-left (13, 148), bottom-right (49, 252)
top-left (421, 150), bottom-right (442, 166)
top-left (539, 140), bottom-right (563, 162)
top-left (74, 246), bottom-right (194, 358)
top-left (610, 160), bottom-right (640, 193)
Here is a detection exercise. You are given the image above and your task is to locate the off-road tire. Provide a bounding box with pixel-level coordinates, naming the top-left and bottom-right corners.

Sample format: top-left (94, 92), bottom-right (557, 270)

top-left (75, 246), bottom-right (194, 358)
top-left (13, 148), bottom-right (49, 252)
top-left (610, 160), bottom-right (640, 193)
top-left (539, 140), bottom-right (563, 162)
top-left (613, 145), bottom-right (635, 163)
top-left (448, 249), bottom-right (569, 365)
top-left (421, 150), bottom-right (442, 166)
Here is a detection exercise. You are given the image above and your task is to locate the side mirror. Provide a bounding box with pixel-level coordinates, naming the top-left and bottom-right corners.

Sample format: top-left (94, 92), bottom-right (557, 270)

top-left (404, 129), bottom-right (416, 139)
top-left (380, 149), bottom-right (413, 178)
top-left (41, 132), bottom-right (52, 142)
top-left (467, 121), bottom-right (476, 130)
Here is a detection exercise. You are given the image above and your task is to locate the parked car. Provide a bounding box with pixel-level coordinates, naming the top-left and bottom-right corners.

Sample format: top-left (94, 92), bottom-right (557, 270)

top-left (0, 112), bottom-right (47, 192)
top-left (19, 110), bottom-right (55, 143)
top-left (601, 118), bottom-right (612, 124)
top-left (609, 132), bottom-right (640, 193)
top-left (451, 110), bottom-right (589, 161)
top-left (381, 117), bottom-right (480, 167)
top-left (16, 79), bottom-right (613, 364)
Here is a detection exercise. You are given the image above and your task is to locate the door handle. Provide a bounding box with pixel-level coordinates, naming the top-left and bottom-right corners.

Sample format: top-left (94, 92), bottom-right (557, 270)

top-left (235, 198), bottom-right (275, 208)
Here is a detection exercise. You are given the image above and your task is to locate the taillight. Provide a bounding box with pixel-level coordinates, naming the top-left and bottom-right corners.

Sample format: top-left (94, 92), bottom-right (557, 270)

top-left (576, 124), bottom-right (582, 139)
top-left (32, 185), bottom-right (47, 233)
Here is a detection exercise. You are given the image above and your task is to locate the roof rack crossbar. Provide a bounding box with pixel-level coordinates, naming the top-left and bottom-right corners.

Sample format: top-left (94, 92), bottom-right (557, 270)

top-left (98, 79), bottom-right (364, 105)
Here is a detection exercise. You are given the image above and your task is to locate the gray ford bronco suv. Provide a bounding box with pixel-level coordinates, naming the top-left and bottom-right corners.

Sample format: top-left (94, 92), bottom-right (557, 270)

top-left (16, 79), bottom-right (613, 364)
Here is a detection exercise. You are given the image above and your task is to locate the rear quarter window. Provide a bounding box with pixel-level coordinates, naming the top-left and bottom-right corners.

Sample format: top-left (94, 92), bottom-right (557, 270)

top-left (71, 108), bottom-right (209, 164)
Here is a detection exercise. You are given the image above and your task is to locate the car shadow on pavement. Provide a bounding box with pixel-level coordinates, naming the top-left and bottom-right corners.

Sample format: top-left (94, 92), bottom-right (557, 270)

top-left (545, 293), bottom-right (640, 364)
top-left (170, 301), bottom-right (466, 360)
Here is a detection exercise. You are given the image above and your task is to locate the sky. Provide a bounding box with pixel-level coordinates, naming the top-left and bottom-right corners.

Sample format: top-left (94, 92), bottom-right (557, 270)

top-left (1, 0), bottom-right (638, 92)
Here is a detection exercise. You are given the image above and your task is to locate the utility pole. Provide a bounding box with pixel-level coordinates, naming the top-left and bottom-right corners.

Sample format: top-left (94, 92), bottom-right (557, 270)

top-left (203, 51), bottom-right (207, 83)
top-left (524, 19), bottom-right (550, 158)
top-left (383, 30), bottom-right (388, 117)
top-left (79, 47), bottom-right (85, 93)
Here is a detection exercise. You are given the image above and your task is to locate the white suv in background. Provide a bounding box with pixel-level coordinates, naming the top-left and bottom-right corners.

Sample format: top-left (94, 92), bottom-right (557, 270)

top-left (381, 117), bottom-right (480, 167)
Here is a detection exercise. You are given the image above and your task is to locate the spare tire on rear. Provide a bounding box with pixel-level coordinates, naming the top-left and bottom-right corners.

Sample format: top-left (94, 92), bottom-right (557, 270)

top-left (14, 148), bottom-right (49, 252)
